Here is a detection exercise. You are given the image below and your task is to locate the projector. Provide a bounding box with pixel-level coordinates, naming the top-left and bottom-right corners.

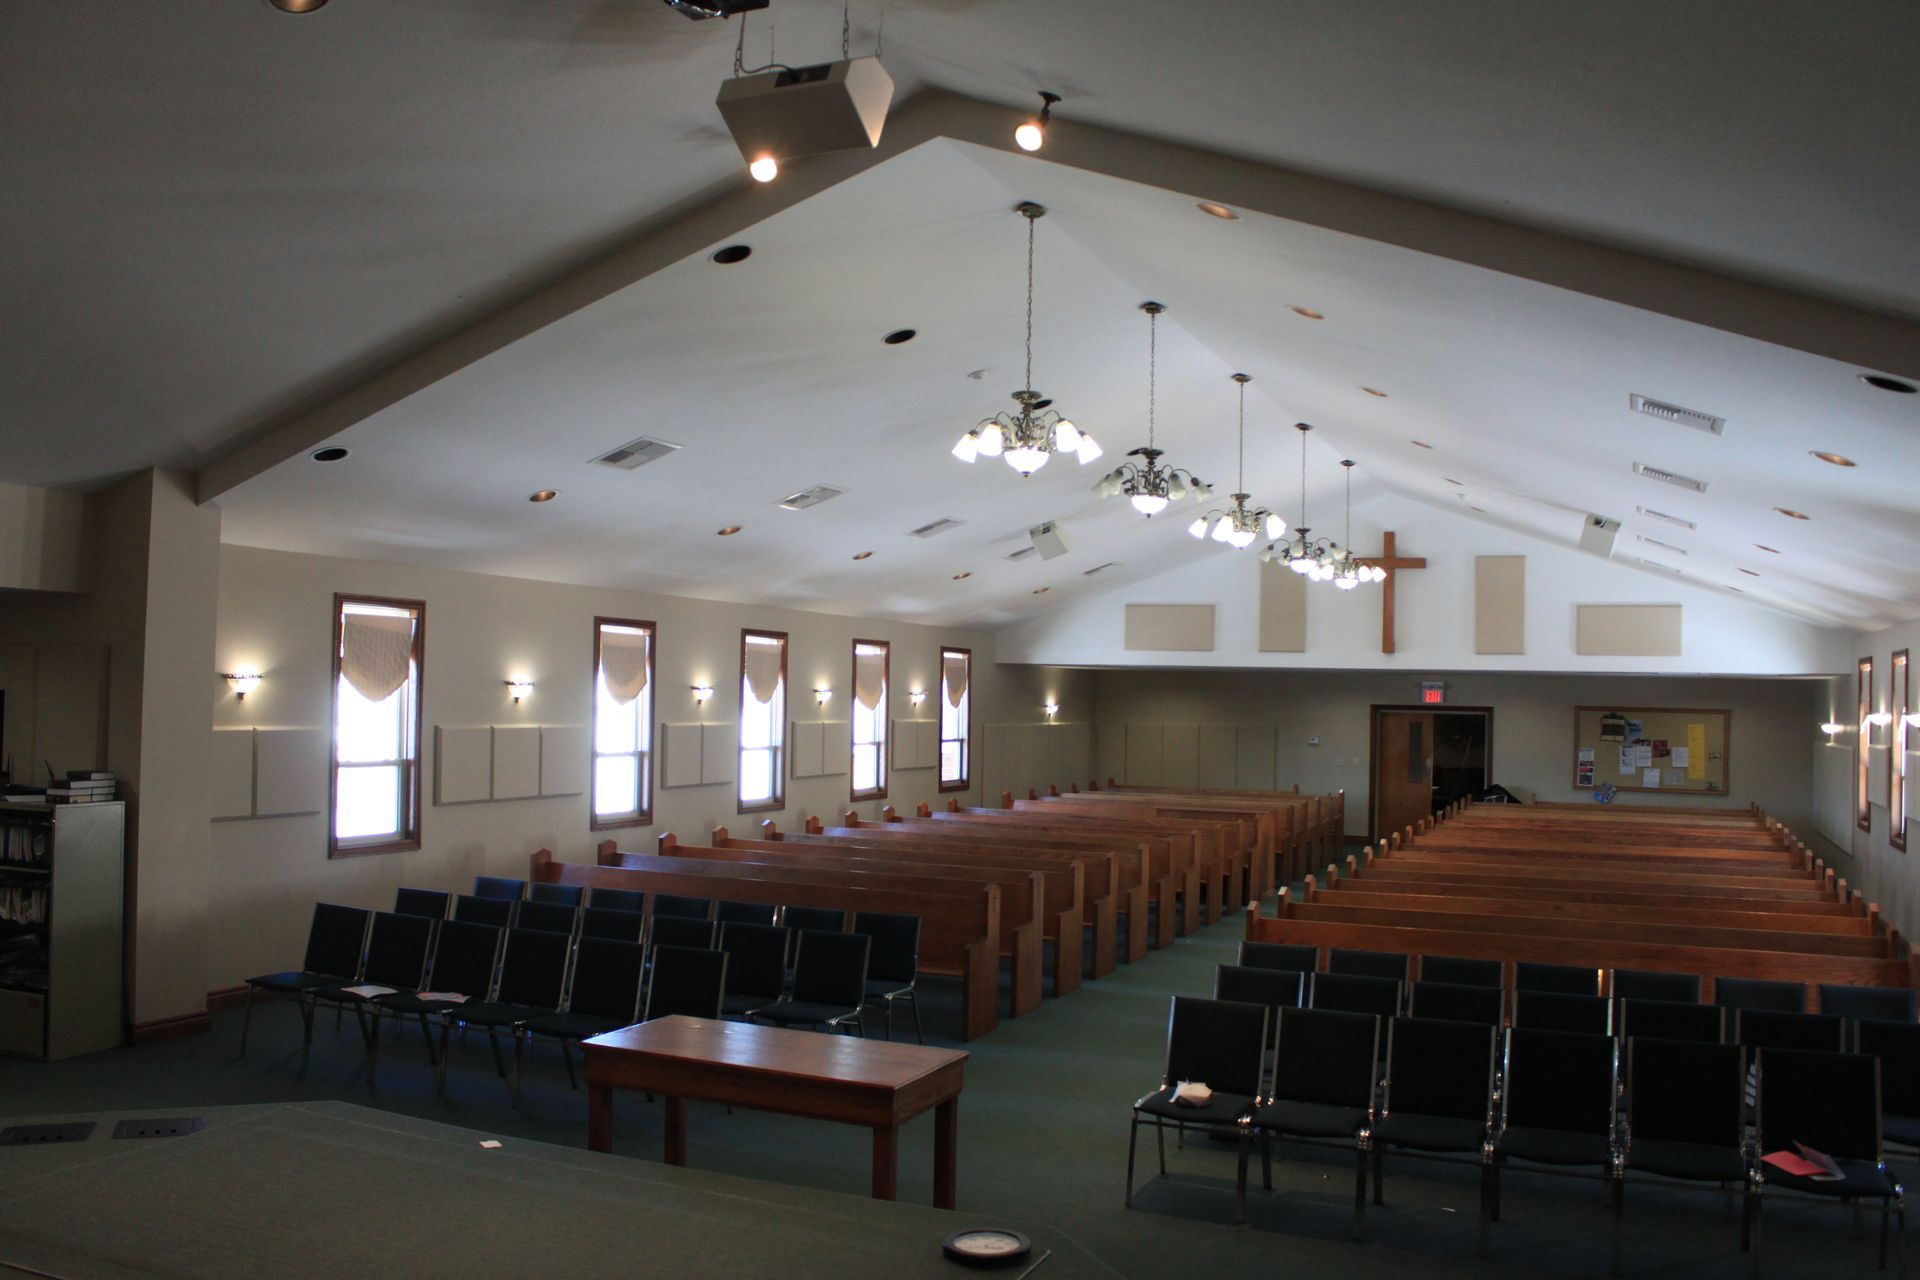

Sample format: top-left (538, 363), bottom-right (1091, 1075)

top-left (1578, 513), bottom-right (1621, 558)
top-left (1029, 521), bottom-right (1071, 561)
top-left (665, 0), bottom-right (768, 19)
top-left (717, 57), bottom-right (894, 165)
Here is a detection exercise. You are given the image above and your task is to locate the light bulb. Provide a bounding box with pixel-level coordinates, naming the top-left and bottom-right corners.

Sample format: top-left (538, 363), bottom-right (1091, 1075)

top-left (952, 431), bottom-right (980, 463)
top-left (749, 155), bottom-right (779, 183)
top-left (1335, 576), bottom-right (1359, 590)
top-left (1005, 445), bottom-right (1049, 474)
top-left (1130, 491), bottom-right (1169, 516)
top-left (1290, 558), bottom-right (1311, 575)
top-left (1014, 121), bottom-right (1045, 152)
top-left (1167, 475), bottom-right (1189, 501)
top-left (1372, 565), bottom-right (1388, 582)
top-left (1074, 434), bottom-right (1102, 464)
top-left (1259, 547), bottom-right (1274, 563)
top-left (1226, 527), bottom-right (1257, 549)
top-left (1821, 722), bottom-right (1846, 734)
top-left (1210, 516), bottom-right (1232, 543)
top-left (1187, 516), bottom-right (1209, 540)
top-left (1265, 514), bottom-right (1287, 539)
top-left (1189, 481), bottom-right (1212, 498)
top-left (976, 426), bottom-right (1004, 457)
top-left (1053, 419), bottom-right (1082, 451)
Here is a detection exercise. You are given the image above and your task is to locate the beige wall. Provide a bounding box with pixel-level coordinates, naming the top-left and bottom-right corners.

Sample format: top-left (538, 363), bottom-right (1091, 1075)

top-left (209, 543), bottom-right (1090, 995)
top-left (1090, 668), bottom-right (1822, 840)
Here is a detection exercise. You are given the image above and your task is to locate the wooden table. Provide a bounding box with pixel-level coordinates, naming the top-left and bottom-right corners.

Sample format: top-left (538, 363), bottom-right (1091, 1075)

top-left (583, 1016), bottom-right (968, 1207)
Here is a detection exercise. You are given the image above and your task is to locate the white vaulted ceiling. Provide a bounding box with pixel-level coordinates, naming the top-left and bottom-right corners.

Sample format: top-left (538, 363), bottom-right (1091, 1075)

top-left (4, 1), bottom-right (1918, 630)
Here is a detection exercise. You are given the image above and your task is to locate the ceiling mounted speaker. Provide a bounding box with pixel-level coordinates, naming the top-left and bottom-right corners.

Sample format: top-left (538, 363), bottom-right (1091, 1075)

top-left (1029, 521), bottom-right (1071, 561)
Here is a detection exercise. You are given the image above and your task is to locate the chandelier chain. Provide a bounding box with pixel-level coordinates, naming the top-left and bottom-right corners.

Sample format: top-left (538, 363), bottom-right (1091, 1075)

top-left (842, 0), bottom-right (851, 58)
top-left (1147, 309), bottom-right (1157, 450)
top-left (1345, 463), bottom-right (1353, 546)
top-left (1024, 213), bottom-right (1035, 391)
top-left (1298, 428), bottom-right (1308, 529)
top-left (1235, 378), bottom-right (1246, 492)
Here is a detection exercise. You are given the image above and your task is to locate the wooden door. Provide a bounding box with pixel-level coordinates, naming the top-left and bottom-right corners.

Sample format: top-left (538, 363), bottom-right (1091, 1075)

top-left (1373, 710), bottom-right (1435, 844)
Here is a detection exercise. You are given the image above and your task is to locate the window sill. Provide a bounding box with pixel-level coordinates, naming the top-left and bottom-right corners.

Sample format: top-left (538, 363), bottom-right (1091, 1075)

top-left (938, 780), bottom-right (970, 794)
top-left (592, 813), bottom-right (653, 833)
top-left (329, 836), bottom-right (421, 859)
top-left (851, 789), bottom-right (887, 803)
top-left (738, 800), bottom-right (785, 815)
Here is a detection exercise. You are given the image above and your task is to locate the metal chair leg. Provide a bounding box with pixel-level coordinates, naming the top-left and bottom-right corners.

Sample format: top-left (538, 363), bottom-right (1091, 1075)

top-left (1125, 1115), bottom-right (1138, 1207)
top-left (487, 1025), bottom-right (505, 1076)
top-left (1353, 1140), bottom-right (1368, 1241)
top-left (366, 1011), bottom-right (381, 1093)
top-left (418, 1013), bottom-right (438, 1065)
top-left (1261, 1131), bottom-right (1272, 1191)
top-left (909, 992), bottom-right (922, 1045)
top-left (560, 1039), bottom-right (577, 1089)
top-left (1372, 1142), bottom-right (1386, 1206)
top-left (1157, 1120), bottom-right (1167, 1175)
top-left (239, 986), bottom-right (256, 1056)
top-left (1480, 1161), bottom-right (1496, 1258)
top-left (299, 995), bottom-right (317, 1072)
top-left (1609, 1174), bottom-right (1624, 1276)
top-left (510, 1029), bottom-right (524, 1103)
top-left (435, 1020), bottom-right (453, 1097)
top-left (1235, 1128), bottom-right (1250, 1225)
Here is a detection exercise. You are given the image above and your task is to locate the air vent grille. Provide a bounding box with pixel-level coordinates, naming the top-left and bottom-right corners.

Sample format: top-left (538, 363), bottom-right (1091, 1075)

top-left (1635, 505), bottom-right (1698, 530)
top-left (1633, 462), bottom-right (1708, 494)
top-left (1635, 535), bottom-right (1688, 556)
top-left (776, 484), bottom-right (845, 511)
top-left (1082, 561), bottom-right (1121, 577)
top-left (1630, 394), bottom-right (1725, 435)
top-left (591, 436), bottom-right (682, 471)
top-left (1004, 546), bottom-right (1037, 561)
top-left (910, 517), bottom-right (965, 538)
top-left (1634, 557), bottom-right (1685, 575)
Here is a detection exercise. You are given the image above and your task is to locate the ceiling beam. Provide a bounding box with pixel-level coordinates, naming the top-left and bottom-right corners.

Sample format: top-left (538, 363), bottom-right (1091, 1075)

top-left (198, 90), bottom-right (1918, 504)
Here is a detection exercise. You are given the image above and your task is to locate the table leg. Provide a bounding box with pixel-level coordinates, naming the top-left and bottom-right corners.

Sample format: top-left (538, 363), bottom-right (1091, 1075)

top-left (933, 1097), bottom-right (958, 1210)
top-left (871, 1125), bottom-right (899, 1201)
top-left (587, 1082), bottom-right (613, 1154)
top-left (663, 1096), bottom-right (688, 1167)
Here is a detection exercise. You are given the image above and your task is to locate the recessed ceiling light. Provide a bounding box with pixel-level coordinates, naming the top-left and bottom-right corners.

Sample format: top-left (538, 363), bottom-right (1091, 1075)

top-left (1196, 201), bottom-right (1239, 220)
top-left (717, 525), bottom-right (742, 536)
top-left (310, 446), bottom-right (349, 462)
top-left (952, 571), bottom-right (972, 580)
top-left (1289, 306), bottom-right (1324, 320)
top-left (1409, 440), bottom-right (1433, 449)
top-left (1810, 450), bottom-right (1856, 466)
top-left (1753, 543), bottom-right (1780, 553)
top-left (883, 329), bottom-right (916, 345)
top-left (1360, 387), bottom-right (1389, 398)
top-left (1860, 373), bottom-right (1917, 394)
top-left (709, 245), bottom-right (752, 265)
top-left (1737, 567), bottom-right (1760, 576)
top-left (1774, 508), bottom-right (1811, 520)
top-left (1031, 586), bottom-right (1050, 594)
top-left (527, 490), bottom-right (558, 503)
top-left (266, 0), bottom-right (328, 11)
top-left (851, 551), bottom-right (873, 560)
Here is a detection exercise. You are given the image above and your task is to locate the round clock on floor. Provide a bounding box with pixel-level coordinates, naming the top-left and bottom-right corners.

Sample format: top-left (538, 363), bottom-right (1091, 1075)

top-left (941, 1228), bottom-right (1032, 1267)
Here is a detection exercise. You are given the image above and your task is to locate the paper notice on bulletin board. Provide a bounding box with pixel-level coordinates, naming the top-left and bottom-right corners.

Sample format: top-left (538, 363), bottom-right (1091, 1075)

top-left (1686, 722), bottom-right (1707, 779)
top-left (1642, 768), bottom-right (1662, 788)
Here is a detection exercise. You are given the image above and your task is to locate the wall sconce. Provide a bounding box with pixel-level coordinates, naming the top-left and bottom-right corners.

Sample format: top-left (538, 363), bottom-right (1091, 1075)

top-left (505, 678), bottom-right (534, 704)
top-left (909, 690), bottom-right (927, 706)
top-left (1867, 711), bottom-right (1894, 728)
top-left (221, 670), bottom-right (263, 701)
top-left (1043, 702), bottom-right (1060, 719)
top-left (691, 684), bottom-right (715, 704)
top-left (1820, 722), bottom-right (1847, 735)
top-left (815, 687), bottom-right (833, 705)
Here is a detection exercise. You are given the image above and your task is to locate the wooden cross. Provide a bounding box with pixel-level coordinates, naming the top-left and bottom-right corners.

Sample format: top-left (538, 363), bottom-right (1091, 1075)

top-left (1355, 531), bottom-right (1426, 655)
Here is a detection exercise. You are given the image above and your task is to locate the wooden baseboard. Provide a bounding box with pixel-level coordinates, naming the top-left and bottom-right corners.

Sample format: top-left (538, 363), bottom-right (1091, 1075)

top-left (130, 1008), bottom-right (212, 1044)
top-left (206, 984), bottom-right (251, 1011)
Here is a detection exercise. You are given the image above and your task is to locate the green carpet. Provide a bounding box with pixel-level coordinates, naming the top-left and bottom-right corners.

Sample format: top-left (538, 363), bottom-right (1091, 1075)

top-left (0, 906), bottom-right (1896, 1278)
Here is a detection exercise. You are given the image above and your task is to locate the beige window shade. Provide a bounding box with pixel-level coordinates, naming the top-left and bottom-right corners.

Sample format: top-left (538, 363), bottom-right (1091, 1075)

top-left (340, 613), bottom-right (415, 701)
top-left (744, 643), bottom-right (783, 704)
top-left (943, 654), bottom-right (969, 708)
top-left (855, 651), bottom-right (886, 710)
top-left (600, 629), bottom-right (651, 705)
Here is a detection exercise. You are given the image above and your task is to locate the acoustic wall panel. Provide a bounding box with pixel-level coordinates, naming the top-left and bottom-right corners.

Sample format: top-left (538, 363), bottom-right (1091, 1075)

top-left (1474, 555), bottom-right (1526, 654)
top-left (1124, 603), bottom-right (1215, 652)
top-left (1161, 724), bottom-right (1201, 787)
top-left (434, 726), bottom-right (492, 806)
top-left (539, 726), bottom-right (586, 797)
top-left (822, 721), bottom-right (851, 774)
top-left (210, 729), bottom-right (255, 820)
top-left (1236, 726), bottom-right (1278, 790)
top-left (699, 723), bottom-right (738, 785)
top-left (790, 721), bottom-right (823, 778)
top-left (1198, 725), bottom-right (1237, 788)
top-left (1125, 723), bottom-right (1165, 785)
top-left (1575, 604), bottom-right (1682, 657)
top-left (255, 728), bottom-right (327, 816)
top-left (1258, 560), bottom-right (1308, 652)
top-left (1046, 722), bottom-right (1091, 791)
top-left (892, 719), bottom-right (937, 770)
top-left (491, 726), bottom-right (541, 800)
top-left (662, 722), bottom-right (706, 789)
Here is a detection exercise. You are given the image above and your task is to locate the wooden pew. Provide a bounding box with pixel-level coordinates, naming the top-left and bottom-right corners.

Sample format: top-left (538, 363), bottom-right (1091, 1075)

top-left (1017, 793), bottom-right (1250, 911)
top-left (1097, 783), bottom-right (1345, 886)
top-left (530, 849), bottom-right (1002, 1041)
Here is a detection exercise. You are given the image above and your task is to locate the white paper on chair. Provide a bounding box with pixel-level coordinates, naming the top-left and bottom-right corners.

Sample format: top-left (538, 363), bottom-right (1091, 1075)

top-left (1172, 1080), bottom-right (1214, 1107)
top-left (340, 984), bottom-right (396, 999)
top-left (414, 991), bottom-right (470, 1004)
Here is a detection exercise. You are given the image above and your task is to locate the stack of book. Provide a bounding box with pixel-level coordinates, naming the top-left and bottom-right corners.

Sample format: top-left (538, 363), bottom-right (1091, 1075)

top-left (45, 772), bottom-right (116, 805)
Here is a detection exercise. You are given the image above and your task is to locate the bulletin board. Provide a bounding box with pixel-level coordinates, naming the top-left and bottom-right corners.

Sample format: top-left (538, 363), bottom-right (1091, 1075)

top-left (1571, 706), bottom-right (1730, 796)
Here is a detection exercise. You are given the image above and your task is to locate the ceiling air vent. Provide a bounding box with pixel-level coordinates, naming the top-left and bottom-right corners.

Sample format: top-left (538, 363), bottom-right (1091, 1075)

top-left (910, 517), bottom-right (966, 538)
top-left (1635, 505), bottom-right (1697, 531)
top-left (1004, 546), bottom-right (1038, 561)
top-left (1082, 561), bottom-right (1122, 577)
top-left (776, 484), bottom-right (845, 511)
top-left (1636, 535), bottom-right (1688, 556)
top-left (1632, 462), bottom-right (1708, 494)
top-left (1630, 394), bottom-right (1725, 436)
top-left (1634, 557), bottom-right (1685, 575)
top-left (591, 436), bottom-right (682, 471)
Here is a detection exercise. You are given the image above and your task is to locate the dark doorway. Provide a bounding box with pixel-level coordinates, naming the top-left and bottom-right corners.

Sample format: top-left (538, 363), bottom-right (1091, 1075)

top-left (1369, 705), bottom-right (1493, 845)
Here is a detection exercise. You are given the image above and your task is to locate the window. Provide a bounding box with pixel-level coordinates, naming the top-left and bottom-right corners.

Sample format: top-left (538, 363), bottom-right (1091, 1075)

top-left (851, 639), bottom-right (889, 800)
top-left (593, 618), bottom-right (655, 828)
top-left (1894, 650), bottom-right (1910, 852)
top-left (330, 595), bottom-right (423, 856)
top-left (1858, 656), bottom-right (1874, 833)
top-left (939, 647), bottom-right (971, 791)
top-left (740, 630), bottom-right (787, 812)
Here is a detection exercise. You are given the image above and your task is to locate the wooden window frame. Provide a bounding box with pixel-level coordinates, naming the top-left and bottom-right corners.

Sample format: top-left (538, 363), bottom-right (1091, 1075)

top-left (738, 628), bottom-right (788, 815)
top-left (1894, 649), bottom-right (1910, 851)
top-left (938, 646), bottom-right (972, 793)
top-left (591, 616), bottom-right (656, 832)
top-left (1858, 656), bottom-right (1874, 833)
top-left (850, 638), bottom-right (890, 802)
top-left (328, 593), bottom-right (425, 859)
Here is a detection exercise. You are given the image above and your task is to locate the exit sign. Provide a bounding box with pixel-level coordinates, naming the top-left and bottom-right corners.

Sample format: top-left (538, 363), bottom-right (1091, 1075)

top-left (1420, 682), bottom-right (1446, 704)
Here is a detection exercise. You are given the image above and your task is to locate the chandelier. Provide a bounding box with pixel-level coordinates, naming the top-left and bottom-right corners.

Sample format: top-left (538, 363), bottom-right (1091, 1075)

top-left (1260, 424), bottom-right (1386, 588)
top-left (1188, 372), bottom-right (1284, 548)
top-left (953, 202), bottom-right (1101, 476)
top-left (1093, 302), bottom-right (1208, 515)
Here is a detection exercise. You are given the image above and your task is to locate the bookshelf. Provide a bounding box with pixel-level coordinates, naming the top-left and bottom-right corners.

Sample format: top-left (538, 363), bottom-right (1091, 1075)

top-left (0, 800), bottom-right (125, 1059)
